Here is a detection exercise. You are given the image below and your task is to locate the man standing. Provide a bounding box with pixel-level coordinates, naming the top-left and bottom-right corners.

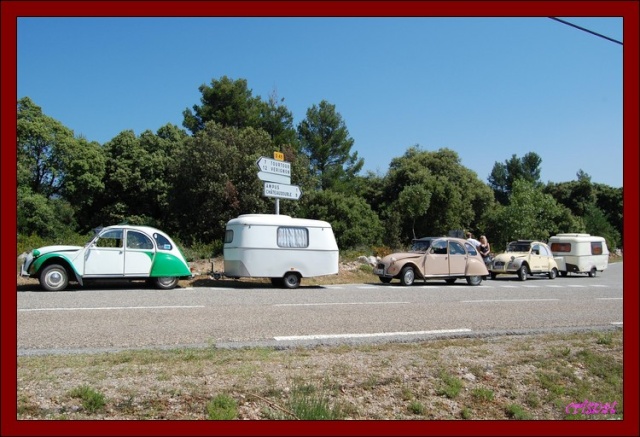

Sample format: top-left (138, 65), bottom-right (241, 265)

top-left (466, 232), bottom-right (481, 248)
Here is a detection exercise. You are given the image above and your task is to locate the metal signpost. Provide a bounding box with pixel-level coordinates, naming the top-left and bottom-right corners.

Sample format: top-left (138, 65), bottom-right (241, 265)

top-left (256, 154), bottom-right (302, 214)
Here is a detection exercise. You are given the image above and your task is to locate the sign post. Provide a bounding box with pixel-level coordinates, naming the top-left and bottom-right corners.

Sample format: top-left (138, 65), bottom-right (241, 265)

top-left (256, 155), bottom-right (301, 214)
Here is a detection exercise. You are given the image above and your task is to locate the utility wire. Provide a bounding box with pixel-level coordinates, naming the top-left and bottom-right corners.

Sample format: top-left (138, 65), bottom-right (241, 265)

top-left (549, 17), bottom-right (622, 45)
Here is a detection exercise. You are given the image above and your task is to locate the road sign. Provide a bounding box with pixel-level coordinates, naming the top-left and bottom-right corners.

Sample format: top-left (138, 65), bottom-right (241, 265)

top-left (263, 182), bottom-right (302, 200)
top-left (257, 171), bottom-right (290, 185)
top-left (256, 156), bottom-right (291, 177)
top-left (273, 151), bottom-right (285, 161)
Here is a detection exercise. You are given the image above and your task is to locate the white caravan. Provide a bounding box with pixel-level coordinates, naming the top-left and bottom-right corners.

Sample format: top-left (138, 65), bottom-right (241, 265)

top-left (220, 214), bottom-right (339, 288)
top-left (549, 233), bottom-right (609, 277)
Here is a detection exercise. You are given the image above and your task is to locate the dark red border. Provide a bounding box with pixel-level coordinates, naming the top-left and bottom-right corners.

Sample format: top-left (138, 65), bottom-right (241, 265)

top-left (2, 1), bottom-right (638, 436)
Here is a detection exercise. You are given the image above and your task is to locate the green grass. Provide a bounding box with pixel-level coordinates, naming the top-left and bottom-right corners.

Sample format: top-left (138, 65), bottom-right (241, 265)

top-left (68, 385), bottom-right (106, 414)
top-left (17, 329), bottom-right (623, 420)
top-left (206, 394), bottom-right (238, 420)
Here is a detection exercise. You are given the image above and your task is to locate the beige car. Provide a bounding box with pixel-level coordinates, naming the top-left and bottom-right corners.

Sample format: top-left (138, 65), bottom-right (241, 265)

top-left (373, 237), bottom-right (489, 286)
top-left (489, 240), bottom-right (559, 281)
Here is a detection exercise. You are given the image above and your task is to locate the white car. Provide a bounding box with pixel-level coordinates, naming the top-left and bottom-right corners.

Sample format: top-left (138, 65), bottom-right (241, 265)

top-left (489, 240), bottom-right (559, 281)
top-left (20, 225), bottom-right (192, 291)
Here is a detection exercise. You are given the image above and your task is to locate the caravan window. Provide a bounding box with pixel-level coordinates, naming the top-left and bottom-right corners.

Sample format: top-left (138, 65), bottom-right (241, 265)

top-left (277, 227), bottom-right (309, 248)
top-left (224, 230), bottom-right (233, 243)
top-left (591, 242), bottom-right (603, 255)
top-left (551, 242), bottom-right (571, 253)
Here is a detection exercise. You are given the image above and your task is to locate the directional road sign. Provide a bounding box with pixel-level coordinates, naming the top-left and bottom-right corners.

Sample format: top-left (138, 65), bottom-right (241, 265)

top-left (257, 171), bottom-right (290, 185)
top-left (256, 156), bottom-right (291, 177)
top-left (263, 182), bottom-right (302, 200)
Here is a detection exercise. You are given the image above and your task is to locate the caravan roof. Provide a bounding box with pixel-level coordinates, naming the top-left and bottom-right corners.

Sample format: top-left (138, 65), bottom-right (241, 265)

top-left (227, 214), bottom-right (332, 228)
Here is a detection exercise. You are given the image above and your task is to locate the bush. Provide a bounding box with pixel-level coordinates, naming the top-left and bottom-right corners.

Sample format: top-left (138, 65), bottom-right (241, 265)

top-left (206, 394), bottom-right (238, 420)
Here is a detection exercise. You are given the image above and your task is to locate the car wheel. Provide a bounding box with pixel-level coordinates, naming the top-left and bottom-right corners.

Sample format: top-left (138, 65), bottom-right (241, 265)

top-left (588, 267), bottom-right (597, 277)
top-left (379, 277), bottom-right (392, 284)
top-left (466, 275), bottom-right (482, 286)
top-left (283, 272), bottom-right (301, 289)
top-left (154, 277), bottom-right (178, 290)
top-left (548, 268), bottom-right (558, 280)
top-left (400, 266), bottom-right (415, 286)
top-left (39, 264), bottom-right (69, 291)
top-left (490, 272), bottom-right (497, 280)
top-left (517, 265), bottom-right (529, 281)
top-left (445, 278), bottom-right (457, 285)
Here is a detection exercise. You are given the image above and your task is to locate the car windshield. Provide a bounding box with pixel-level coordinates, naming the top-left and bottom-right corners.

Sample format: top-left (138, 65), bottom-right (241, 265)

top-left (410, 239), bottom-right (432, 252)
top-left (507, 242), bottom-right (531, 252)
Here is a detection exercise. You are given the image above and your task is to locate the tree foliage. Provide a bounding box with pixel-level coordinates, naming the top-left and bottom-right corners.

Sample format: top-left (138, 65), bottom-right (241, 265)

top-left (482, 179), bottom-right (584, 250)
top-left (16, 90), bottom-right (624, 255)
top-left (301, 190), bottom-right (383, 249)
top-left (297, 100), bottom-right (364, 190)
top-left (380, 147), bottom-right (495, 241)
top-left (488, 152), bottom-right (542, 204)
top-left (165, 122), bottom-right (276, 243)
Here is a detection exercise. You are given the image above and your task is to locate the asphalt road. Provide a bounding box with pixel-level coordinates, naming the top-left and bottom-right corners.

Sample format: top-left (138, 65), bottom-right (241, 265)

top-left (17, 263), bottom-right (624, 355)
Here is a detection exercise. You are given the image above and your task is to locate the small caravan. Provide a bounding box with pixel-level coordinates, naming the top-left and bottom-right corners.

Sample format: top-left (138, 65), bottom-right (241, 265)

top-left (221, 214), bottom-right (339, 288)
top-left (549, 233), bottom-right (609, 277)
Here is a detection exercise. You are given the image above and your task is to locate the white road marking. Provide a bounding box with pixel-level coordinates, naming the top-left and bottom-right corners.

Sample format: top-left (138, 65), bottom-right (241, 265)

top-left (461, 299), bottom-right (560, 303)
top-left (274, 328), bottom-right (472, 341)
top-left (18, 305), bottom-right (205, 312)
top-left (611, 322), bottom-right (623, 325)
top-left (596, 298), bottom-right (623, 300)
top-left (357, 286), bottom-right (378, 289)
top-left (274, 301), bottom-right (410, 307)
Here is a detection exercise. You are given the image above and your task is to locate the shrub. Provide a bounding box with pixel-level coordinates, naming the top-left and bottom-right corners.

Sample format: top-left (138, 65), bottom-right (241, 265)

top-left (206, 393), bottom-right (238, 420)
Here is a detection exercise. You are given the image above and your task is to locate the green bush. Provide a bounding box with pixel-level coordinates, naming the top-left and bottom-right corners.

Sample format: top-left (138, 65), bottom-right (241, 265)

top-left (68, 385), bottom-right (106, 414)
top-left (206, 393), bottom-right (238, 420)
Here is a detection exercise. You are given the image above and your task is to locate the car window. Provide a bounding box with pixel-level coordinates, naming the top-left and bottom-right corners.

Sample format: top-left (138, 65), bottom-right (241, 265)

top-left (411, 239), bottom-right (432, 252)
top-left (464, 242), bottom-right (478, 256)
top-left (450, 241), bottom-right (466, 255)
top-left (538, 245), bottom-right (550, 256)
top-left (95, 229), bottom-right (123, 248)
top-left (507, 242), bottom-right (531, 252)
top-left (431, 240), bottom-right (448, 255)
top-left (154, 233), bottom-right (173, 251)
top-left (126, 230), bottom-right (153, 250)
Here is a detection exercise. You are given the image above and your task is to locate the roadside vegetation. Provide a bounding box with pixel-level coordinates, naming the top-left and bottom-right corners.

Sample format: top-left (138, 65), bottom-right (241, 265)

top-left (17, 329), bottom-right (623, 420)
top-left (18, 77), bottom-right (622, 262)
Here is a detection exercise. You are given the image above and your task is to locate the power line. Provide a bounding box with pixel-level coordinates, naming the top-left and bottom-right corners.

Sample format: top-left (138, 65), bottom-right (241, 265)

top-left (549, 17), bottom-right (622, 45)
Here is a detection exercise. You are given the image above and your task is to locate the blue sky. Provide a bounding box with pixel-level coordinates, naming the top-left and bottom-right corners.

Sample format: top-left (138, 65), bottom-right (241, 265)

top-left (17, 16), bottom-right (623, 187)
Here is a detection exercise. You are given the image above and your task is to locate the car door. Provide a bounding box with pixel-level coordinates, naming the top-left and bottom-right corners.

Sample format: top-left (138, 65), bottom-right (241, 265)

top-left (529, 243), bottom-right (544, 272)
top-left (423, 239), bottom-right (450, 276)
top-left (84, 228), bottom-right (125, 277)
top-left (448, 241), bottom-right (467, 276)
top-left (124, 229), bottom-right (155, 276)
top-left (537, 244), bottom-right (552, 272)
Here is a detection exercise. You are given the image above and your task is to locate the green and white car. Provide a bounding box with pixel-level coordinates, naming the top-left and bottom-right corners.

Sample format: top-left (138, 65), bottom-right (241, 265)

top-left (20, 225), bottom-right (192, 291)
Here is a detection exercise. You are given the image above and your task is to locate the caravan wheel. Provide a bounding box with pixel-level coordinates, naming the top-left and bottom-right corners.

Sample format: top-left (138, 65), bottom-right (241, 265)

top-left (283, 272), bottom-right (301, 289)
top-left (588, 267), bottom-right (597, 277)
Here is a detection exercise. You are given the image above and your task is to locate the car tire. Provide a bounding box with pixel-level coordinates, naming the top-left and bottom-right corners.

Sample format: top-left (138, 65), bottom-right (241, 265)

top-left (445, 278), bottom-right (457, 285)
top-left (39, 264), bottom-right (69, 291)
top-left (379, 277), bottom-right (392, 284)
top-left (548, 268), bottom-right (558, 280)
top-left (283, 272), bottom-right (301, 289)
top-left (588, 267), bottom-right (597, 278)
top-left (154, 277), bottom-right (179, 290)
top-left (490, 272), bottom-right (498, 280)
top-left (466, 275), bottom-right (482, 286)
top-left (517, 265), bottom-right (529, 281)
top-left (400, 266), bottom-right (415, 286)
